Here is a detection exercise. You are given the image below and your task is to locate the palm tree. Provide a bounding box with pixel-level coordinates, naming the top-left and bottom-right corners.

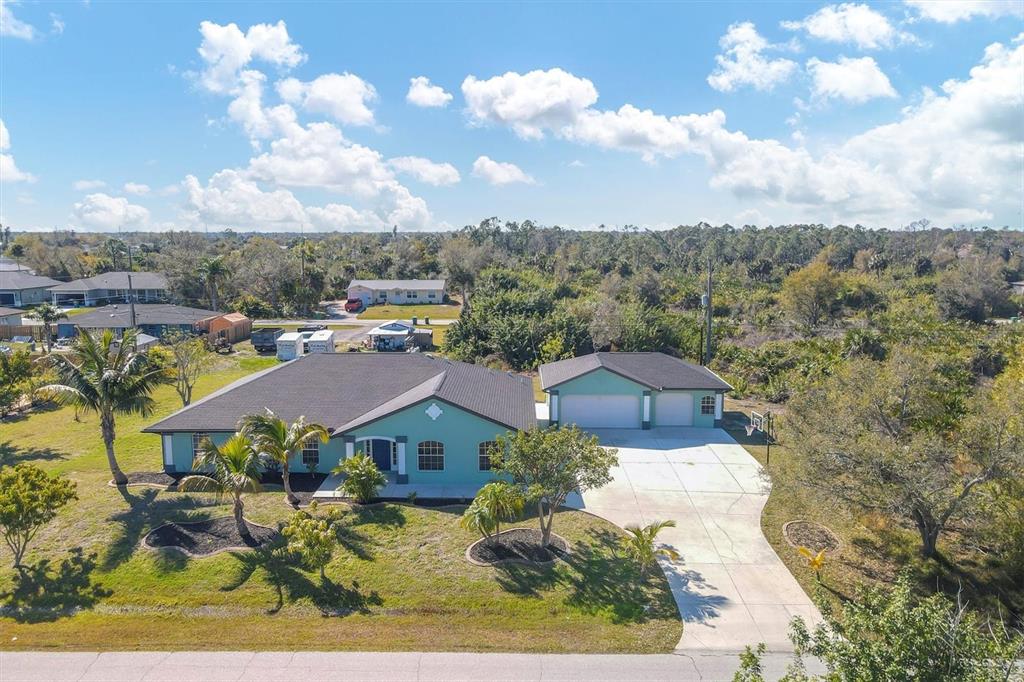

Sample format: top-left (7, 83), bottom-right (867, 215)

top-left (37, 329), bottom-right (166, 485)
top-left (240, 410), bottom-right (328, 507)
top-left (178, 434), bottom-right (262, 543)
top-left (199, 255), bottom-right (229, 311)
top-left (621, 520), bottom-right (680, 574)
top-left (28, 303), bottom-right (67, 353)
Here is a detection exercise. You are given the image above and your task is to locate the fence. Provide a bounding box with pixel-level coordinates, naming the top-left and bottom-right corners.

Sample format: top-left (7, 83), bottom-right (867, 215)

top-left (0, 325), bottom-right (42, 341)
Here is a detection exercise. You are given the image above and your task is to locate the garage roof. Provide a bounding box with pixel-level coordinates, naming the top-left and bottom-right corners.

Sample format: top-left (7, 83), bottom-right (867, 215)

top-left (539, 352), bottom-right (732, 392)
top-left (67, 304), bottom-right (220, 328)
top-left (144, 353), bottom-right (536, 435)
top-left (49, 271), bottom-right (168, 292)
top-left (0, 271), bottom-right (62, 291)
top-left (348, 279), bottom-right (445, 290)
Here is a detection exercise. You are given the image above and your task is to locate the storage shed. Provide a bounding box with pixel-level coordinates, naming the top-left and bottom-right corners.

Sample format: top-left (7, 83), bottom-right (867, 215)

top-left (276, 332), bottom-right (306, 361)
top-left (204, 312), bottom-right (252, 344)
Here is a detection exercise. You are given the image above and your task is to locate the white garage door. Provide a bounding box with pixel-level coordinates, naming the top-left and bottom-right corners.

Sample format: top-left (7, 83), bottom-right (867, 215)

top-left (656, 392), bottom-right (694, 426)
top-left (560, 395), bottom-right (641, 429)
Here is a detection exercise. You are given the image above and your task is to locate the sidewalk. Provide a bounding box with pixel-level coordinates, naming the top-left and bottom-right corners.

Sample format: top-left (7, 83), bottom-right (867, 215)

top-left (0, 650), bottom-right (823, 681)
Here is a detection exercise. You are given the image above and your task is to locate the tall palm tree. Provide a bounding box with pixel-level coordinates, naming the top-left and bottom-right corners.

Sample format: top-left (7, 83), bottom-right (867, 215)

top-left (28, 303), bottom-right (67, 353)
top-left (240, 410), bottom-right (328, 506)
top-left (37, 329), bottom-right (166, 485)
top-left (178, 434), bottom-right (262, 543)
top-left (199, 255), bottom-right (229, 311)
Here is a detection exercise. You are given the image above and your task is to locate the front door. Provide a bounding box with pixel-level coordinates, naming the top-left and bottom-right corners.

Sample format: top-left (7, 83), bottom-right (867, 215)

top-left (367, 439), bottom-right (392, 471)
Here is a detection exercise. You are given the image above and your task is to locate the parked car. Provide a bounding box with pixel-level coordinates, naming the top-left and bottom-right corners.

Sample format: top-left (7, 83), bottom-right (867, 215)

top-left (296, 324), bottom-right (327, 333)
top-left (344, 298), bottom-right (364, 313)
top-left (251, 327), bottom-right (285, 353)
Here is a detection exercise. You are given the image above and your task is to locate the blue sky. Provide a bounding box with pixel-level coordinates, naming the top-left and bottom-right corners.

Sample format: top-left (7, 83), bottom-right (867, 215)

top-left (1, 1), bottom-right (1022, 232)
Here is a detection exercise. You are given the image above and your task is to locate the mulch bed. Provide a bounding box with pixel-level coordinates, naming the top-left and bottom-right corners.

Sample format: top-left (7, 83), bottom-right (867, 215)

top-left (144, 517), bottom-right (280, 557)
top-left (783, 520), bottom-right (841, 553)
top-left (466, 528), bottom-right (570, 566)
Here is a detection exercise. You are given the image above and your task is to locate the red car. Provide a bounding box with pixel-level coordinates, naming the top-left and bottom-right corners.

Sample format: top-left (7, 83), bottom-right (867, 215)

top-left (344, 298), bottom-right (364, 313)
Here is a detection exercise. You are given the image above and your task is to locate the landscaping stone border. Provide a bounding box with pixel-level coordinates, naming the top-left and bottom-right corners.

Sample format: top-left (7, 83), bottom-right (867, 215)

top-left (465, 527), bottom-right (571, 567)
top-left (142, 516), bottom-right (280, 558)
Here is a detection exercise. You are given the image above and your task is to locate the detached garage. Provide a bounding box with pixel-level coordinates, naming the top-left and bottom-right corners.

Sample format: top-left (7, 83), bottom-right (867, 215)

top-left (538, 352), bottom-right (731, 430)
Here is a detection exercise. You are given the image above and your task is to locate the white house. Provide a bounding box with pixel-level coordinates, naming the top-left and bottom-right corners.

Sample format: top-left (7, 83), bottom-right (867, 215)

top-left (347, 279), bottom-right (445, 307)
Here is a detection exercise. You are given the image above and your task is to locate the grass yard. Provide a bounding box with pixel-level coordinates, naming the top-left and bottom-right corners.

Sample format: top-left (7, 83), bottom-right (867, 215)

top-left (63, 307), bottom-right (98, 317)
top-left (723, 398), bottom-right (1022, 625)
top-left (0, 350), bottom-right (681, 653)
top-left (252, 323), bottom-right (362, 332)
top-left (357, 303), bottom-right (461, 320)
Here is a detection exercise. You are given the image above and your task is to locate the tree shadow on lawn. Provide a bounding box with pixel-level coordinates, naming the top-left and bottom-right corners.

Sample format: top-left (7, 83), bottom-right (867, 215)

top-left (1, 548), bottom-right (112, 623)
top-left (0, 439), bottom-right (70, 466)
top-left (494, 527), bottom-right (682, 625)
top-left (346, 503), bottom-right (407, 528)
top-left (223, 540), bottom-right (382, 616)
top-left (103, 486), bottom-right (220, 572)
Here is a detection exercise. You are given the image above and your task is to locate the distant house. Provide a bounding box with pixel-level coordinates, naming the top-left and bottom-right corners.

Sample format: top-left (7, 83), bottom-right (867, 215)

top-left (367, 320), bottom-right (433, 351)
top-left (0, 306), bottom-right (22, 325)
top-left (347, 279), bottom-right (445, 307)
top-left (57, 303), bottom-right (220, 339)
top-left (0, 257), bottom-right (33, 273)
top-left (0, 271), bottom-right (63, 308)
top-left (50, 271), bottom-right (169, 307)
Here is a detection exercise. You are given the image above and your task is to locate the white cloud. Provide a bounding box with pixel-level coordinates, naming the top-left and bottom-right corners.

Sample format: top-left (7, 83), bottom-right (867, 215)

top-left (123, 182), bottom-right (151, 195)
top-left (1, 1), bottom-right (37, 40)
top-left (72, 193), bottom-right (149, 230)
top-left (905, 0), bottom-right (1024, 23)
top-left (468, 35), bottom-right (1024, 226)
top-left (389, 156), bottom-right (461, 186)
top-left (307, 203), bottom-right (386, 231)
top-left (782, 4), bottom-right (913, 50)
top-left (406, 76), bottom-right (452, 108)
top-left (472, 156), bottom-right (535, 185)
top-left (807, 56), bottom-right (898, 103)
top-left (462, 68), bottom-right (598, 139)
top-left (157, 184), bottom-right (181, 196)
top-left (72, 179), bottom-right (106, 191)
top-left (49, 12), bottom-right (63, 35)
top-left (0, 119), bottom-right (35, 183)
top-left (568, 160), bottom-right (586, 168)
top-left (276, 72), bottom-right (378, 127)
top-left (707, 22), bottom-right (798, 93)
top-left (196, 20), bottom-right (305, 95)
top-left (184, 169), bottom-right (306, 228)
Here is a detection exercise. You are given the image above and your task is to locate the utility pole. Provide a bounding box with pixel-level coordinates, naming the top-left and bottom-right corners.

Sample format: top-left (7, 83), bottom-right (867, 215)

top-left (126, 244), bottom-right (137, 329)
top-left (703, 256), bottom-right (713, 366)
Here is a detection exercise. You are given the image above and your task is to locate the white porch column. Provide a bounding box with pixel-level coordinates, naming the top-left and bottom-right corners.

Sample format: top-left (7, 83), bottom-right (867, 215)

top-left (714, 393), bottom-right (723, 421)
top-left (642, 391), bottom-right (651, 429)
top-left (344, 438), bottom-right (354, 459)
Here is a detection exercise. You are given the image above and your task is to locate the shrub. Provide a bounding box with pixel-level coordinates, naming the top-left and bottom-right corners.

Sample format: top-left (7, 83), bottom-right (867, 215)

top-left (332, 453), bottom-right (386, 503)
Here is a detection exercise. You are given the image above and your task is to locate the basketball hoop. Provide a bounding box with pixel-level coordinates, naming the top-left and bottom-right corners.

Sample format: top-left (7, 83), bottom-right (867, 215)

top-left (745, 424), bottom-right (755, 436)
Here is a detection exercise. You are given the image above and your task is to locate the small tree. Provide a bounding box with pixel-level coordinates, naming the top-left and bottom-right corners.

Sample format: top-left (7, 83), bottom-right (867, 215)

top-left (332, 452), bottom-right (386, 504)
top-left (163, 331), bottom-right (211, 407)
top-left (621, 520), bottom-right (680, 574)
top-left (27, 303), bottom-right (67, 353)
top-left (496, 426), bottom-right (618, 547)
top-left (735, 573), bottom-right (1023, 681)
top-left (780, 261), bottom-right (841, 328)
top-left (0, 464), bottom-right (78, 571)
top-left (460, 481), bottom-right (524, 546)
top-left (0, 348), bottom-right (33, 418)
top-left (178, 434), bottom-right (262, 543)
top-left (240, 410), bottom-right (328, 506)
top-left (282, 504), bottom-right (339, 581)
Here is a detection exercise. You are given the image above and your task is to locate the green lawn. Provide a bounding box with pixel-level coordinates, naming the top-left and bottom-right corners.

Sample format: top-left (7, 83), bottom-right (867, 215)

top-left (63, 307), bottom-right (98, 317)
top-left (357, 303), bottom-right (461, 320)
top-left (252, 323), bottom-right (361, 332)
top-left (0, 352), bottom-right (680, 652)
top-left (723, 399), bottom-right (1022, 622)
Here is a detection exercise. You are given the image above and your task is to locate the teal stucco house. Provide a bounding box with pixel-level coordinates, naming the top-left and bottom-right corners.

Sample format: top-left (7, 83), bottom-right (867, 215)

top-left (144, 353), bottom-right (536, 485)
top-left (538, 352), bottom-right (731, 429)
top-left (145, 351), bottom-right (730, 489)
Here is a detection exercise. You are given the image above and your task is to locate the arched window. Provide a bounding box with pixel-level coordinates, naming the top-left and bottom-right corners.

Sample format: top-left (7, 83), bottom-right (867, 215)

top-left (701, 395), bottom-right (716, 415)
top-left (417, 440), bottom-right (445, 471)
top-left (478, 441), bottom-right (498, 471)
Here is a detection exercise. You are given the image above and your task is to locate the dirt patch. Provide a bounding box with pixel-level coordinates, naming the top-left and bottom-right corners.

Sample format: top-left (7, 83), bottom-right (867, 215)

top-left (144, 517), bottom-right (280, 557)
top-left (784, 520), bottom-right (841, 553)
top-left (466, 528), bottom-right (570, 566)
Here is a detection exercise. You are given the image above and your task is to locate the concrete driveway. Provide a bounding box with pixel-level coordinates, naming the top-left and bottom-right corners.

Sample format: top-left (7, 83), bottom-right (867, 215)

top-left (567, 427), bottom-right (821, 652)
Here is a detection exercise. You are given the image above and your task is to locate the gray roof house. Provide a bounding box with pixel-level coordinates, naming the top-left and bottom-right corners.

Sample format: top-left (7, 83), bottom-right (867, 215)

top-left (50, 271), bottom-right (169, 307)
top-left (0, 270), bottom-right (63, 308)
top-left (57, 303), bottom-right (220, 339)
top-left (0, 257), bottom-right (33, 273)
top-left (347, 279), bottom-right (446, 306)
top-left (144, 353), bottom-right (536, 488)
top-left (0, 306), bottom-right (23, 325)
top-left (538, 352), bottom-right (731, 430)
